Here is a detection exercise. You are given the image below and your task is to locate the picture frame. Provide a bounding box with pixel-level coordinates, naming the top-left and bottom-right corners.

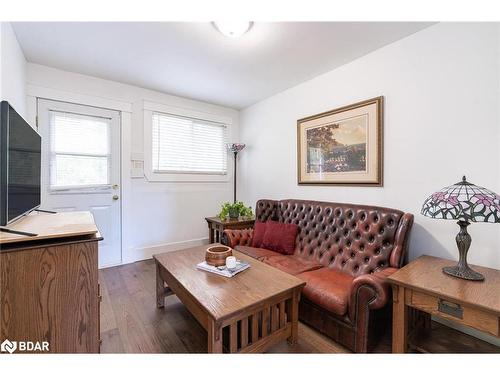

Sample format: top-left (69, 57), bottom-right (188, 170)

top-left (297, 96), bottom-right (383, 186)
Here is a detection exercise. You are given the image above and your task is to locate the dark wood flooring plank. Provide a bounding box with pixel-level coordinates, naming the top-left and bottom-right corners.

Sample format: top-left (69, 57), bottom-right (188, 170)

top-left (135, 259), bottom-right (157, 295)
top-left (146, 319), bottom-right (191, 353)
top-left (100, 328), bottom-right (125, 353)
top-left (165, 296), bottom-right (207, 353)
top-left (99, 270), bottom-right (118, 333)
top-left (268, 323), bottom-right (349, 353)
top-left (119, 262), bottom-right (149, 296)
top-left (100, 265), bottom-right (126, 293)
top-left (101, 267), bottom-right (163, 353)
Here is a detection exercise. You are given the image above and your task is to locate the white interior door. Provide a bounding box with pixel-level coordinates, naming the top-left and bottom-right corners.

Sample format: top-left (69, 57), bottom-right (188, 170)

top-left (37, 99), bottom-right (122, 268)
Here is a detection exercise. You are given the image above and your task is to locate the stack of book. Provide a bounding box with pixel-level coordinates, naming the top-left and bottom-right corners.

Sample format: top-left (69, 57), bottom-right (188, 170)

top-left (196, 260), bottom-right (250, 278)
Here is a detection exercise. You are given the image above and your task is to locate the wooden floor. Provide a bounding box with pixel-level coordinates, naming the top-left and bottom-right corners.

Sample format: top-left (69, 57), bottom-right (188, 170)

top-left (99, 259), bottom-right (366, 353)
top-left (99, 259), bottom-right (499, 354)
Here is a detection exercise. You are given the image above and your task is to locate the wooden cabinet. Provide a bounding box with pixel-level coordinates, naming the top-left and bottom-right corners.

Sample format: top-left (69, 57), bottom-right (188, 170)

top-left (0, 212), bottom-right (102, 353)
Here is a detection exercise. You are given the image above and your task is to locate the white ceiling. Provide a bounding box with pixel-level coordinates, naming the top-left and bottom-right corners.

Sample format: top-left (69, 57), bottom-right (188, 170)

top-left (12, 22), bottom-right (433, 109)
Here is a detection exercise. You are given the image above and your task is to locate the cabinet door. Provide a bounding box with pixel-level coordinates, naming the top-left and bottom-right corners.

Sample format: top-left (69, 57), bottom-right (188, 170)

top-left (0, 240), bottom-right (99, 353)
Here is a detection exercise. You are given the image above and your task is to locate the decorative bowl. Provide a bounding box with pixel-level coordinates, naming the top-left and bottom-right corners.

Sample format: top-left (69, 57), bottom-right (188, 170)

top-left (205, 245), bottom-right (233, 267)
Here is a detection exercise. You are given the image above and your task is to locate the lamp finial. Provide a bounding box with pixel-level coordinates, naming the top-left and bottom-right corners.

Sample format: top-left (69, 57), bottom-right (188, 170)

top-left (462, 175), bottom-right (466, 182)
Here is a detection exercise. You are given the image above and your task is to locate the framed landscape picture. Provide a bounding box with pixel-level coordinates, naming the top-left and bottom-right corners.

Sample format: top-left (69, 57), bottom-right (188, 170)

top-left (297, 96), bottom-right (383, 186)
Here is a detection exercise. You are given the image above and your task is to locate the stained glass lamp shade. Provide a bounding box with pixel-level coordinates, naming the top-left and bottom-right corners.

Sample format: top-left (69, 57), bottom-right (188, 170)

top-left (421, 176), bottom-right (500, 281)
top-left (227, 143), bottom-right (246, 153)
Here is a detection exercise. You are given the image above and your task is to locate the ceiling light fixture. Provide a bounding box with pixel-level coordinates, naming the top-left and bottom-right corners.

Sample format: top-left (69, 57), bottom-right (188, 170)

top-left (213, 21), bottom-right (253, 38)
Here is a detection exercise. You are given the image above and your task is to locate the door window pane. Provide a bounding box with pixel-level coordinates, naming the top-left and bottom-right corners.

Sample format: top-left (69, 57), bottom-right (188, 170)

top-left (53, 155), bottom-right (108, 187)
top-left (50, 111), bottom-right (111, 188)
top-left (53, 113), bottom-right (109, 154)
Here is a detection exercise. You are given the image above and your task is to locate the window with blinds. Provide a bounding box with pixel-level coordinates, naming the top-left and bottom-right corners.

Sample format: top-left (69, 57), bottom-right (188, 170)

top-left (49, 111), bottom-right (111, 188)
top-left (152, 112), bottom-right (228, 174)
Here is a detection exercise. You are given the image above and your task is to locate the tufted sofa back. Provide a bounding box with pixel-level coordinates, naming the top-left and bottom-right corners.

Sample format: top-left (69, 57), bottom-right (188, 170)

top-left (255, 199), bottom-right (413, 278)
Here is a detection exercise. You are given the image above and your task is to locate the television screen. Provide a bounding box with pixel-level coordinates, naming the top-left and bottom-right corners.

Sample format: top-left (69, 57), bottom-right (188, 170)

top-left (0, 101), bottom-right (41, 226)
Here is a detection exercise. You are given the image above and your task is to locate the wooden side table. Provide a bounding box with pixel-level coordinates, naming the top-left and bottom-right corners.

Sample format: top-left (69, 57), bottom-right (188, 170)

top-left (388, 255), bottom-right (500, 353)
top-left (205, 216), bottom-right (255, 244)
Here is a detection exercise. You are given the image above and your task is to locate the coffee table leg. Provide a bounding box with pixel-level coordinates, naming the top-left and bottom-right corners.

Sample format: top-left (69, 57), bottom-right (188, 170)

top-left (208, 319), bottom-right (223, 353)
top-left (287, 289), bottom-right (300, 345)
top-left (156, 262), bottom-right (165, 309)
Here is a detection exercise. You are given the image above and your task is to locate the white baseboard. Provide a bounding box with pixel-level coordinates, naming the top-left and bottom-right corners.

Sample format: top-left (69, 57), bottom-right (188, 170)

top-left (121, 237), bottom-right (210, 264)
top-left (98, 260), bottom-right (124, 269)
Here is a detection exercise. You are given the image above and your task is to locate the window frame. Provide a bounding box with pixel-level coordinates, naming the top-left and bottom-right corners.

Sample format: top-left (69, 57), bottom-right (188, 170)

top-left (143, 101), bottom-right (233, 183)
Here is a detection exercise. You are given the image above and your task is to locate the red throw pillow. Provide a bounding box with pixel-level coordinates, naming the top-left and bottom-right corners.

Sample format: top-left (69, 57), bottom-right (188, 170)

top-left (262, 220), bottom-right (298, 255)
top-left (251, 220), bottom-right (267, 248)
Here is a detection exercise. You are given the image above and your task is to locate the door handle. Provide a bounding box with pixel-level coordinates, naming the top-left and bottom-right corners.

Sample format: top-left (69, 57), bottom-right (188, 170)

top-left (112, 195), bottom-right (119, 201)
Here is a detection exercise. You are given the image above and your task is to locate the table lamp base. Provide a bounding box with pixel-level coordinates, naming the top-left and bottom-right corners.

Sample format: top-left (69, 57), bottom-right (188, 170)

top-left (442, 220), bottom-right (485, 281)
top-left (442, 265), bottom-right (484, 281)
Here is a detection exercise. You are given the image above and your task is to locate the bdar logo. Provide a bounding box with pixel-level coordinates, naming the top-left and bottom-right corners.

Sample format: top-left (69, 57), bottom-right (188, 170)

top-left (1, 339), bottom-right (17, 354)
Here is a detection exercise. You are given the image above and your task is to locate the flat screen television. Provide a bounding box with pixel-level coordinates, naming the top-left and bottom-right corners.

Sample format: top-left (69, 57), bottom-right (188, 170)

top-left (0, 101), bottom-right (41, 226)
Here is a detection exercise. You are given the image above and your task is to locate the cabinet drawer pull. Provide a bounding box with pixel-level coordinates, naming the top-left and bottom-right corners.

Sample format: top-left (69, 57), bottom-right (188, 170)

top-left (438, 299), bottom-right (463, 319)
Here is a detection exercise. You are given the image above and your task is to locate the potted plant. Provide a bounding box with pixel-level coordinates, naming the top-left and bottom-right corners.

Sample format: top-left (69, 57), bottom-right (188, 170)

top-left (218, 201), bottom-right (253, 220)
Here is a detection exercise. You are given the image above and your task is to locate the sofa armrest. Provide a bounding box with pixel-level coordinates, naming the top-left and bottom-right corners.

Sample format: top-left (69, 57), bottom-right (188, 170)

top-left (222, 229), bottom-right (254, 248)
top-left (390, 213), bottom-right (414, 268)
top-left (348, 267), bottom-right (398, 320)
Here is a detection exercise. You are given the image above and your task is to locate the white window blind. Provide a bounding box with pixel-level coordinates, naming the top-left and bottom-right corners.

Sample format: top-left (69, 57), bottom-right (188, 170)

top-left (49, 111), bottom-right (111, 188)
top-left (152, 112), bottom-right (228, 174)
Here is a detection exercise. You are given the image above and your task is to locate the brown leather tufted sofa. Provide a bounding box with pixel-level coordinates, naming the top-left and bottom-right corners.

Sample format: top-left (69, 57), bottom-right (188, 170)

top-left (223, 199), bottom-right (413, 353)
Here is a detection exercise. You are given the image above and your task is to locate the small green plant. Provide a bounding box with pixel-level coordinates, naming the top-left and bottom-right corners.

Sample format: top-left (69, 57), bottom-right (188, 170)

top-left (218, 201), bottom-right (254, 220)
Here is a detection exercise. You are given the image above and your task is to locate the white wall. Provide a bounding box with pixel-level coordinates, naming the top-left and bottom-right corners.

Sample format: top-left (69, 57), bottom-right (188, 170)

top-left (27, 63), bottom-right (239, 263)
top-left (239, 23), bottom-right (500, 270)
top-left (498, 23), bottom-right (500, 265)
top-left (0, 22), bottom-right (27, 118)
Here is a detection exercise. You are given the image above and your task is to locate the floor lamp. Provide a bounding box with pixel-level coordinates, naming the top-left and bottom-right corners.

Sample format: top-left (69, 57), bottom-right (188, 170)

top-left (226, 143), bottom-right (246, 203)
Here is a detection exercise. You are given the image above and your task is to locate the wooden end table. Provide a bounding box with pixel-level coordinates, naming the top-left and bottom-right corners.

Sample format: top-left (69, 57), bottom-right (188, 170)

top-left (154, 245), bottom-right (305, 353)
top-left (388, 255), bottom-right (500, 353)
top-left (205, 216), bottom-right (255, 244)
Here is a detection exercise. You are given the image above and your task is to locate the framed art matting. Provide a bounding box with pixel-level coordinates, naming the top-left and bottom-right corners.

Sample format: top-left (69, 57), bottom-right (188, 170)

top-left (297, 96), bottom-right (383, 186)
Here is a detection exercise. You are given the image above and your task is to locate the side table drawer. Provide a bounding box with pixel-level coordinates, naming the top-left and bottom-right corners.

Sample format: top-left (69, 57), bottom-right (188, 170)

top-left (407, 290), bottom-right (499, 337)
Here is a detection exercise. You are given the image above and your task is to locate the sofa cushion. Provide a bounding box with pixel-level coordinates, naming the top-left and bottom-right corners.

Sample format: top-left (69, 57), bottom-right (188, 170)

top-left (262, 220), bottom-right (298, 255)
top-left (234, 245), bottom-right (279, 261)
top-left (297, 268), bottom-right (354, 316)
top-left (263, 255), bottom-right (323, 275)
top-left (251, 220), bottom-right (267, 248)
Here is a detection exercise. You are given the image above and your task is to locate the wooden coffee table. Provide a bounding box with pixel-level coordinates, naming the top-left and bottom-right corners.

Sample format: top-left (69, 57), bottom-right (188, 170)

top-left (154, 245), bottom-right (305, 353)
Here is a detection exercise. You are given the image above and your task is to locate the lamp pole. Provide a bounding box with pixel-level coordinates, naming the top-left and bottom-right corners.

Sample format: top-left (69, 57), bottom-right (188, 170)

top-left (233, 151), bottom-right (238, 203)
top-left (226, 143), bottom-right (245, 204)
